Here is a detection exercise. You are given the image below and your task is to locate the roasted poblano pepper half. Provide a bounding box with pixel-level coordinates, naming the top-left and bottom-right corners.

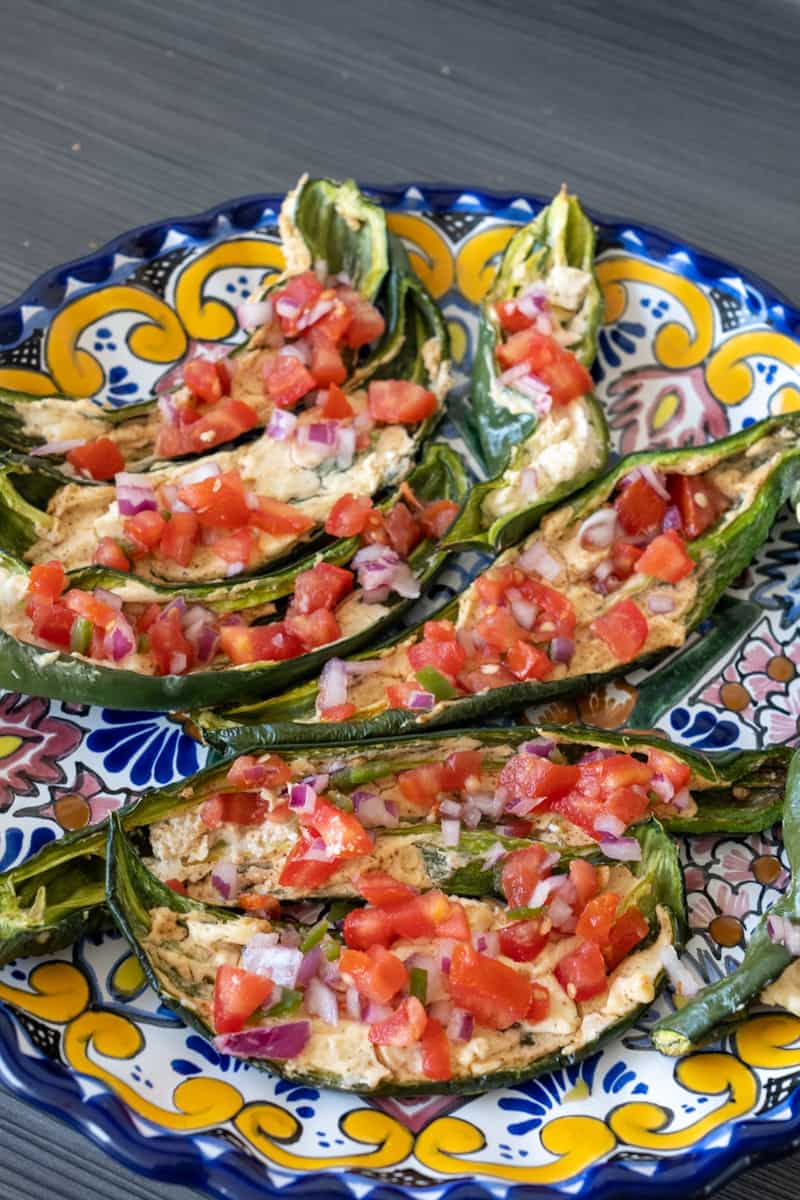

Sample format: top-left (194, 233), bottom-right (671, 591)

top-left (107, 811), bottom-right (683, 1095)
top-left (199, 413), bottom-right (800, 748)
top-left (651, 750), bottom-right (800, 1056)
top-left (0, 177), bottom-right (403, 467)
top-left (446, 186), bottom-right (608, 553)
top-left (0, 443), bottom-right (467, 710)
top-left (0, 725), bottom-right (779, 967)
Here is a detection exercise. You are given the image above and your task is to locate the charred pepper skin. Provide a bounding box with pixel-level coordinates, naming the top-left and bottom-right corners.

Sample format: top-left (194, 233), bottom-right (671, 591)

top-left (106, 811), bottom-right (684, 1096)
top-left (651, 749), bottom-right (800, 1057)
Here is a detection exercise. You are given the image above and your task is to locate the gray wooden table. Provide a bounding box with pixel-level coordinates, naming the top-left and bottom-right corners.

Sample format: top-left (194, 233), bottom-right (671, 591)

top-left (0, 1), bottom-right (798, 1196)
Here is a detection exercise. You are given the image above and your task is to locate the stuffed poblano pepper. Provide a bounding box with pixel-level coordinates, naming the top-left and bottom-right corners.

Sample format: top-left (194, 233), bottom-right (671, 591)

top-left (446, 186), bottom-right (608, 553)
top-left (0, 201), bottom-right (449, 586)
top-left (0, 177), bottom-right (414, 470)
top-left (107, 811), bottom-right (683, 1094)
top-left (651, 749), bottom-right (800, 1056)
top-left (200, 413), bottom-right (800, 747)
top-left (0, 444), bottom-right (466, 709)
top-left (0, 726), bottom-right (779, 966)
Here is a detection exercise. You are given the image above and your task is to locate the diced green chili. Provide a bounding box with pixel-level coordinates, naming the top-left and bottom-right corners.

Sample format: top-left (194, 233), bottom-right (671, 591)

top-left (409, 967), bottom-right (428, 1003)
top-left (300, 920), bottom-right (329, 954)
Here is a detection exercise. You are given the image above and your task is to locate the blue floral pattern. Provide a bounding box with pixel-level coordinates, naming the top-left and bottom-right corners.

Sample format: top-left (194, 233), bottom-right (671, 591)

top-left (86, 709), bottom-right (204, 786)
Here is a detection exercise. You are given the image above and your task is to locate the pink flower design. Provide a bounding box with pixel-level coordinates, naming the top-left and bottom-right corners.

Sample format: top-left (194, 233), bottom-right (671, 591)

top-left (706, 878), bottom-right (754, 920)
top-left (757, 677), bottom-right (800, 746)
top-left (606, 364), bottom-right (729, 455)
top-left (17, 764), bottom-right (128, 829)
top-left (698, 622), bottom-right (800, 716)
top-left (718, 844), bottom-right (758, 884)
top-left (683, 866), bottom-right (706, 894)
top-left (0, 694), bottom-right (83, 811)
top-left (688, 891), bottom-right (717, 930)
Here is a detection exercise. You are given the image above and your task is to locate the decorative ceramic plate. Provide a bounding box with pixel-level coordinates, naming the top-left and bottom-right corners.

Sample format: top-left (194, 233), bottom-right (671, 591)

top-left (1, 185), bottom-right (800, 1200)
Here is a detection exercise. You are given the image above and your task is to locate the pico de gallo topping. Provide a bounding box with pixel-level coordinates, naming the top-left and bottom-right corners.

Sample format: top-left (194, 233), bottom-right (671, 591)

top-left (208, 863), bottom-right (652, 1077)
top-left (25, 488), bottom-right (457, 675)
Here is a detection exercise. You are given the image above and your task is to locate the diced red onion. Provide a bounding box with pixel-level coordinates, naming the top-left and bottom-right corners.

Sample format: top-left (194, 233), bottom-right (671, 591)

top-left (548, 894), bottom-right (576, 931)
top-left (506, 588), bottom-right (537, 631)
top-left (647, 591), bottom-right (676, 614)
top-left (345, 986), bottom-right (361, 1020)
top-left (103, 613), bottom-right (136, 662)
top-left (594, 813), bottom-right (626, 838)
top-left (649, 774), bottom-right (675, 804)
top-left (279, 340), bottom-right (311, 365)
top-left (518, 539), bottom-right (561, 581)
top-left (237, 299), bottom-right (273, 330)
top-left (457, 627), bottom-right (478, 656)
top-left (535, 313), bottom-right (553, 335)
top-left (462, 804), bottom-right (482, 829)
top-left (317, 657), bottom-right (348, 713)
top-left (447, 1007), bottom-right (474, 1042)
top-left (506, 795), bottom-right (543, 817)
top-left (362, 585), bottom-right (392, 605)
top-left (580, 748), bottom-right (616, 764)
top-left (289, 783), bottom-right (318, 813)
top-left (296, 946), bottom-right (323, 987)
top-left (160, 483), bottom-right (191, 513)
top-left (275, 296), bottom-right (301, 319)
top-left (482, 842), bottom-right (507, 868)
top-left (599, 835), bottom-right (642, 861)
top-left (115, 473), bottom-right (158, 517)
top-left (31, 438), bottom-right (86, 456)
top-left (267, 409), bottom-right (298, 441)
top-left (308, 422), bottom-right (339, 447)
top-left (515, 374), bottom-right (550, 403)
top-left (278, 927), bottom-right (301, 949)
top-left (517, 282), bottom-right (549, 315)
top-left (158, 394), bottom-right (178, 425)
top-left (318, 955), bottom-right (341, 987)
top-left (363, 1000), bottom-right (393, 1023)
top-left (660, 945), bottom-right (703, 995)
top-left (500, 363), bottom-right (533, 386)
top-left (335, 426), bottom-right (356, 470)
top-left (640, 465), bottom-right (670, 500)
top-left (282, 900), bottom-right (326, 924)
top-left (302, 774), bottom-right (329, 794)
top-left (663, 505), bottom-right (683, 533)
top-left (301, 837), bottom-right (335, 863)
top-left (578, 507), bottom-right (618, 548)
top-left (211, 860), bottom-right (239, 901)
top-left (550, 637), bottom-right (575, 663)
top-left (215, 1021), bottom-right (311, 1060)
top-left (94, 587), bottom-right (123, 611)
top-left (671, 787), bottom-right (691, 811)
top-left (242, 942), bottom-right (303, 988)
top-left (406, 953), bottom-right (446, 1002)
top-left (407, 690), bottom-right (435, 711)
top-left (441, 817), bottom-right (461, 847)
top-left (529, 876), bottom-right (564, 909)
top-left (470, 791), bottom-right (506, 822)
top-left (345, 660), bottom-right (383, 676)
top-left (439, 798), bottom-right (463, 818)
top-left (428, 999), bottom-right (451, 1024)
top-left (179, 460), bottom-right (221, 487)
top-left (522, 738), bottom-right (556, 758)
top-left (474, 931), bottom-right (500, 957)
top-left (352, 790), bottom-right (399, 828)
top-left (297, 298), bottom-right (335, 332)
top-left (304, 977), bottom-right (339, 1025)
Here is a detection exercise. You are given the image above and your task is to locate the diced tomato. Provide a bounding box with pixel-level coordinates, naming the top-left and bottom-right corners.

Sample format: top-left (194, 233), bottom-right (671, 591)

top-left (273, 272), bottom-right (323, 335)
top-left (397, 764), bottom-right (445, 809)
top-left (317, 382), bottom-right (354, 419)
top-left (636, 530), bottom-right (693, 583)
top-left (293, 562), bottom-right (354, 614)
top-left (499, 755), bottom-right (580, 806)
top-left (576, 892), bottom-right (620, 946)
top-left (213, 964), bottom-right (273, 1034)
top-left (340, 946), bottom-right (408, 1004)
top-left (581, 753), bottom-right (653, 793)
top-left (498, 917), bottom-right (550, 962)
top-left (189, 396), bottom-right (259, 452)
top-left (457, 663), bottom-right (517, 693)
top-left (286, 607), bottom-right (341, 650)
top-left (611, 540), bottom-right (643, 580)
top-left (250, 496), bottom-right (314, 536)
top-left (177, 471), bottom-right (250, 530)
top-left (30, 602), bottom-right (74, 649)
top-left (227, 753), bottom-right (292, 790)
top-left (494, 298), bottom-right (537, 333)
top-left (521, 580), bottom-right (577, 640)
top-left (420, 1016), bottom-right (452, 1080)
top-left (475, 608), bottom-right (530, 654)
top-left (314, 298), bottom-right (352, 344)
top-left (343, 907), bottom-right (395, 950)
top-left (666, 473), bottom-right (728, 539)
top-left (440, 749), bottom-right (483, 791)
top-left (148, 607), bottom-right (194, 675)
top-left (93, 537), bottom-right (131, 572)
top-left (158, 511), bottom-right (200, 566)
top-left (123, 509), bottom-right (166, 552)
top-left (424, 619), bottom-right (459, 643)
top-left (368, 995), bottom-right (427, 1047)
top-left (355, 871), bottom-right (418, 908)
top-left (183, 358), bottom-right (228, 406)
top-left (555, 940), bottom-right (608, 1001)
top-left (340, 288), bottom-right (386, 348)
top-left (154, 421), bottom-right (196, 459)
top-left (506, 640), bottom-right (553, 681)
top-left (367, 380), bottom-right (437, 424)
top-left (304, 798), bottom-right (372, 857)
top-left (526, 982), bottom-right (551, 1022)
top-left (386, 891), bottom-right (459, 941)
top-left (615, 475), bottom-right (667, 537)
top-left (237, 893), bottom-right (281, 915)
top-left (310, 335), bottom-right (347, 386)
top-left (501, 844), bottom-right (556, 909)
top-left (569, 858), bottom-right (599, 909)
top-left (646, 747), bottom-right (691, 793)
top-left (200, 791), bottom-right (269, 829)
top-left (278, 838), bottom-right (340, 889)
top-left (324, 493), bottom-right (372, 537)
top-left (495, 330), bottom-right (593, 406)
top-left (383, 503), bottom-right (423, 558)
top-left (435, 900), bottom-right (471, 941)
top-left (212, 527), bottom-right (255, 569)
top-left (449, 943), bottom-right (534, 1030)
top-left (263, 354), bottom-right (317, 408)
top-left (165, 878), bottom-right (188, 896)
top-left (604, 906), bottom-right (650, 970)
top-left (63, 589), bottom-right (119, 629)
top-left (590, 598), bottom-right (649, 662)
top-left (320, 703), bottom-right (357, 721)
top-left (219, 622), bottom-right (303, 664)
top-left (137, 603), bottom-right (162, 633)
top-left (28, 561), bottom-right (66, 603)
top-left (474, 565), bottom-right (520, 607)
top-left (407, 636), bottom-right (465, 679)
top-left (66, 436), bottom-right (125, 480)
top-left (419, 499), bottom-right (459, 541)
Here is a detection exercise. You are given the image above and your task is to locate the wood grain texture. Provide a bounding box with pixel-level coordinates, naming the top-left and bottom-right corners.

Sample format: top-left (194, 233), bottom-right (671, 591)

top-left (0, 0), bottom-right (799, 1196)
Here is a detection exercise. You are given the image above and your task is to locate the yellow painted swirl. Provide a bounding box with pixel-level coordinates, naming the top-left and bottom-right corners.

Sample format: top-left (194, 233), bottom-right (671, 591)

top-left (173, 238), bottom-right (285, 340)
top-left (235, 1104), bottom-right (412, 1169)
